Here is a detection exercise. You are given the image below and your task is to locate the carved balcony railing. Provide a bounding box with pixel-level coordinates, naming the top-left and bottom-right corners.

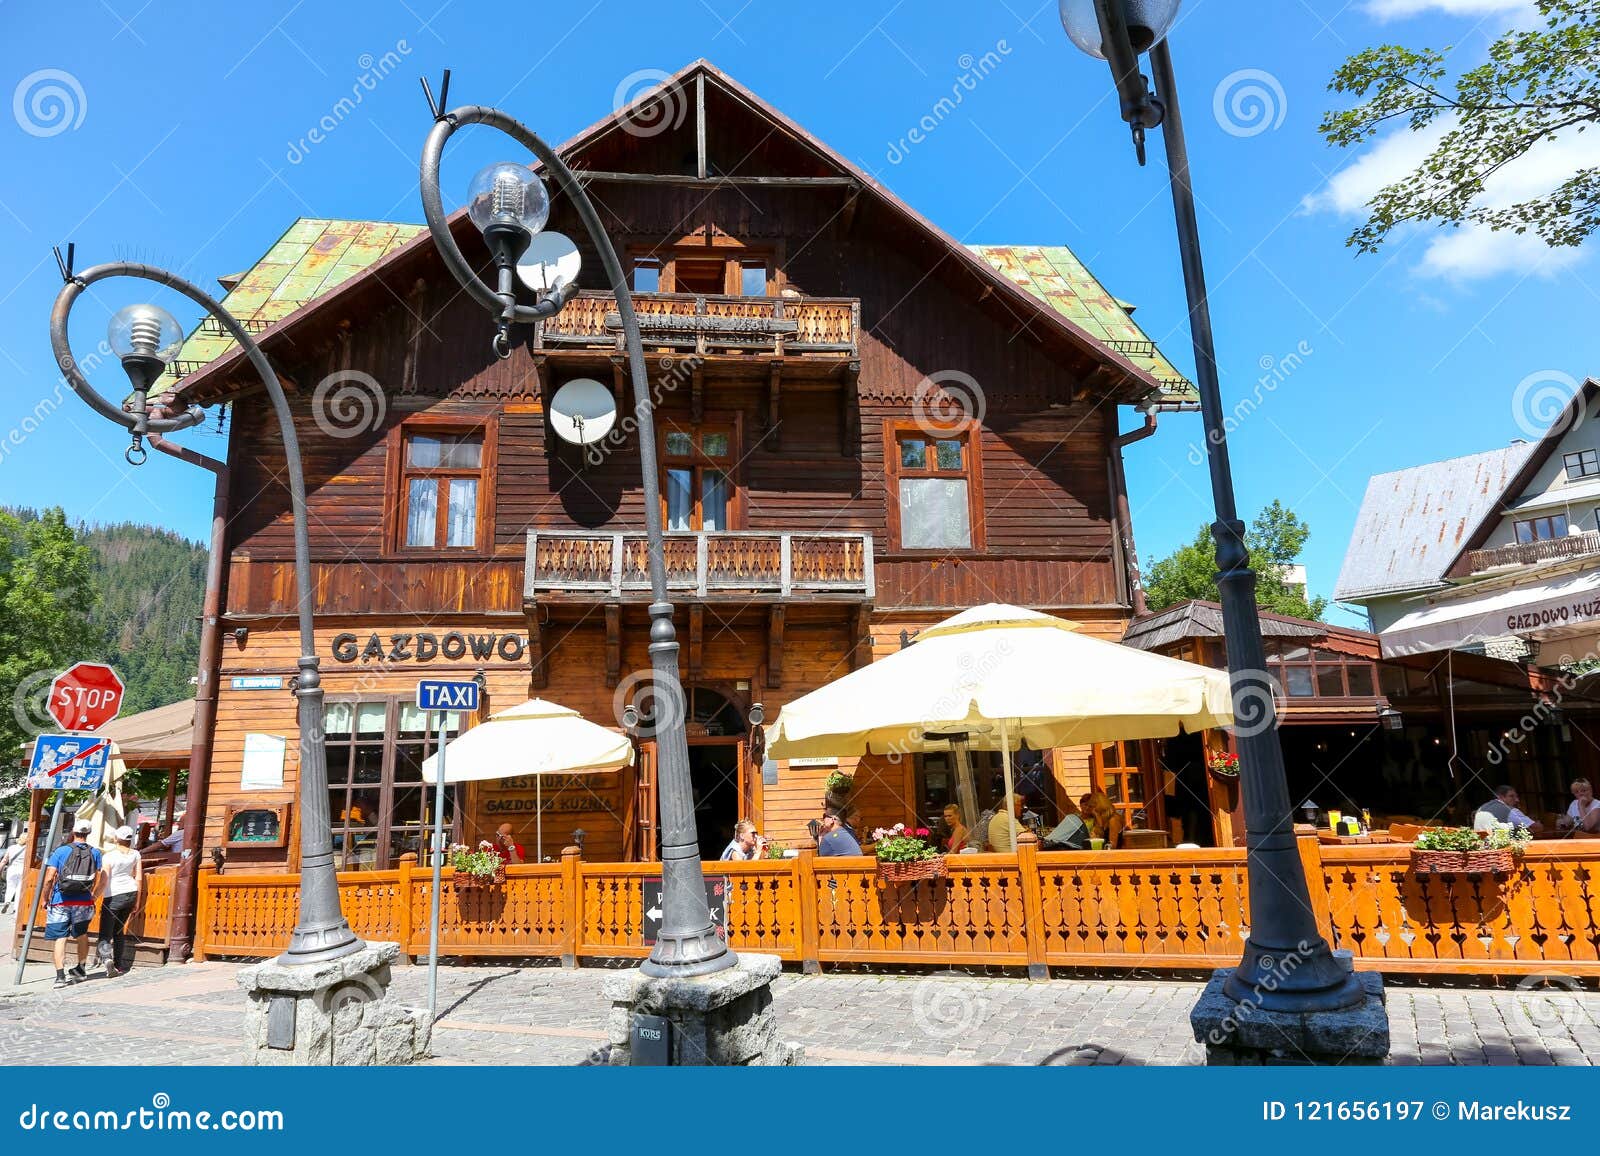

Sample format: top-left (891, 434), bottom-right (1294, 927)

top-left (532, 291), bottom-right (859, 358)
top-left (524, 530), bottom-right (873, 602)
top-left (1467, 529), bottom-right (1600, 573)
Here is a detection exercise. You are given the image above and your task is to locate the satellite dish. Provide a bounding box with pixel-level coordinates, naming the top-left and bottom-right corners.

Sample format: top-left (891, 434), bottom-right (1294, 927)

top-left (549, 378), bottom-right (617, 448)
top-left (517, 231), bottom-right (582, 293)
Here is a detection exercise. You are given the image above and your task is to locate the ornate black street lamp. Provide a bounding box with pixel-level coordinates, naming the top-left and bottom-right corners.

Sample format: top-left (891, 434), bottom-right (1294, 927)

top-left (1059, 1), bottom-right (1363, 1013)
top-left (417, 76), bottom-right (733, 978)
top-left (50, 257), bottom-right (363, 966)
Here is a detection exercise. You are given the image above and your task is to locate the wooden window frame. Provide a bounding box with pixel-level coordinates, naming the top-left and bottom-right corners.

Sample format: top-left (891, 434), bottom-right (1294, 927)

top-left (658, 413), bottom-right (745, 531)
top-left (882, 418), bottom-right (986, 554)
top-left (322, 696), bottom-right (463, 871)
top-left (625, 243), bottom-right (779, 296)
top-left (1513, 513), bottom-right (1569, 544)
top-left (1091, 739), bottom-right (1162, 832)
top-left (384, 412), bottom-right (499, 559)
top-left (1564, 449), bottom-right (1600, 481)
top-left (1267, 643), bottom-right (1380, 700)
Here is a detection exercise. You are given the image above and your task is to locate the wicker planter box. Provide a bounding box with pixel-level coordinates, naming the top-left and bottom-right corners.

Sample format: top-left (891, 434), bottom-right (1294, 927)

top-left (876, 856), bottom-right (948, 884)
top-left (1410, 848), bottom-right (1514, 875)
top-left (453, 867), bottom-right (507, 889)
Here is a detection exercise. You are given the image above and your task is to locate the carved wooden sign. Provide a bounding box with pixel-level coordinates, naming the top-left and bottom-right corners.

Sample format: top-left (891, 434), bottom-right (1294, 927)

top-left (330, 631), bottom-right (528, 664)
top-left (603, 311), bottom-right (799, 335)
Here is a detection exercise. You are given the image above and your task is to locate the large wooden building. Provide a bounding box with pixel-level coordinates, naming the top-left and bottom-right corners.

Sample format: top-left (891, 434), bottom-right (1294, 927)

top-left (165, 61), bottom-right (1196, 870)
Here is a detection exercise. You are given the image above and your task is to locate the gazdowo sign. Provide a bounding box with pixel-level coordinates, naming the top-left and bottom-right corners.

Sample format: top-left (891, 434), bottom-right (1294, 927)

top-left (330, 631), bottom-right (528, 664)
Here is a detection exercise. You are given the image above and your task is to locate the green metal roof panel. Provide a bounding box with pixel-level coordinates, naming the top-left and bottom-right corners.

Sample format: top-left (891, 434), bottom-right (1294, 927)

top-left (967, 244), bottom-right (1197, 408)
top-left (162, 218), bottom-right (424, 387)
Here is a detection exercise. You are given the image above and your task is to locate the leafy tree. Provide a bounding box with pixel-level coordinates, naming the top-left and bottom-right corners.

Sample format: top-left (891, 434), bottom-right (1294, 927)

top-left (1144, 500), bottom-right (1328, 620)
top-left (1319, 0), bottom-right (1600, 253)
top-left (0, 508), bottom-right (99, 803)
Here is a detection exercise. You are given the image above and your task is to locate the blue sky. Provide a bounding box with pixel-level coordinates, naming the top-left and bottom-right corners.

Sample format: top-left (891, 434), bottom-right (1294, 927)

top-left (1, 0), bottom-right (1590, 626)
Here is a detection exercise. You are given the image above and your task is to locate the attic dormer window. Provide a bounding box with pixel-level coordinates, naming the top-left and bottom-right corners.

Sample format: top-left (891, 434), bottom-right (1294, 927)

top-left (1563, 449), bottom-right (1599, 481)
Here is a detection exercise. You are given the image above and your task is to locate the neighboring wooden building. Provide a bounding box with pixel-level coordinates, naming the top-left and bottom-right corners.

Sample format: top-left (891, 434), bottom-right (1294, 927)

top-left (165, 61), bottom-right (1195, 870)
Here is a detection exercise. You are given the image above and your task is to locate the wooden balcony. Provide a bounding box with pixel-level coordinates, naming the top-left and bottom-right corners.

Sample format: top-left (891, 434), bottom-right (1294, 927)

top-left (532, 291), bottom-right (859, 360)
top-left (524, 530), bottom-right (874, 604)
top-left (1467, 530), bottom-right (1600, 573)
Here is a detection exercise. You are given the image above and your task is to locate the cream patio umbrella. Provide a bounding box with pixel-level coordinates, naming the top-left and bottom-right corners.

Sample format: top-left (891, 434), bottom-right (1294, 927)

top-left (765, 603), bottom-right (1235, 847)
top-left (420, 697), bottom-right (634, 861)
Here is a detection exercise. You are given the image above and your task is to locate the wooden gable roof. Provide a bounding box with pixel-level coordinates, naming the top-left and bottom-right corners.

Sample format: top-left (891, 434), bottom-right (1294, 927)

top-left (170, 60), bottom-right (1181, 408)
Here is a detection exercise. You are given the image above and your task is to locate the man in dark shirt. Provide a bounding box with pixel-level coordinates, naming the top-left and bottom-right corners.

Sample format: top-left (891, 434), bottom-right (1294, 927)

top-left (816, 809), bottom-right (862, 856)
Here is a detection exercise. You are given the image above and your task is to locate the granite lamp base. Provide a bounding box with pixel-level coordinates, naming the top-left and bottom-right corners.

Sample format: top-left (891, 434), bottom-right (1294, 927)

top-left (1190, 967), bottom-right (1390, 1066)
top-left (238, 941), bottom-right (431, 1066)
top-left (602, 952), bottom-right (802, 1066)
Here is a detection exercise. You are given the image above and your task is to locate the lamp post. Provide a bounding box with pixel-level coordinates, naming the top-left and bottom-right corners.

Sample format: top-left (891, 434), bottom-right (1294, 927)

top-left (1059, 0), bottom-right (1363, 1013)
top-left (417, 81), bottom-right (733, 979)
top-left (50, 259), bottom-right (363, 967)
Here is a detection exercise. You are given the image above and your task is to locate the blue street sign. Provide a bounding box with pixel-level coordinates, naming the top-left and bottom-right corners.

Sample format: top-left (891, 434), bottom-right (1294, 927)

top-left (27, 733), bottom-right (111, 791)
top-left (415, 678), bottom-right (479, 714)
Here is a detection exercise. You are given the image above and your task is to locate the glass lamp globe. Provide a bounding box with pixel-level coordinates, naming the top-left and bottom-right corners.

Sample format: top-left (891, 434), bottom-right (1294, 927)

top-left (466, 162), bottom-right (550, 236)
top-left (107, 303), bottom-right (185, 365)
top-left (1059, 0), bottom-right (1182, 59)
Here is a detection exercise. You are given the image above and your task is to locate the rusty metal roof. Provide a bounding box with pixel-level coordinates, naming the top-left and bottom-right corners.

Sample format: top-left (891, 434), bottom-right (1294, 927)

top-left (1334, 443), bottom-right (1536, 602)
top-left (160, 218), bottom-right (424, 388)
top-left (968, 244), bottom-right (1197, 409)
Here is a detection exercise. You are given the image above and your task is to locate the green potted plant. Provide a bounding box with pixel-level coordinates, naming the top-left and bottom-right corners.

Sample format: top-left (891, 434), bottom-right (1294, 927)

top-left (447, 840), bottom-right (507, 888)
top-left (870, 823), bottom-right (946, 884)
top-left (1410, 826), bottom-right (1523, 875)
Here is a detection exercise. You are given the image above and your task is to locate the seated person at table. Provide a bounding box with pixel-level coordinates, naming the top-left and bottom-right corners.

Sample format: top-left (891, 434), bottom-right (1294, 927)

top-left (986, 794), bottom-right (1028, 853)
top-left (720, 818), bottom-right (765, 860)
top-left (1558, 778), bottom-right (1600, 833)
top-left (942, 804), bottom-right (970, 853)
top-left (1473, 785), bottom-right (1542, 835)
top-left (1081, 791), bottom-right (1126, 848)
top-left (1041, 797), bottom-right (1090, 850)
top-left (491, 823), bottom-right (526, 865)
top-left (816, 808), bottom-right (862, 856)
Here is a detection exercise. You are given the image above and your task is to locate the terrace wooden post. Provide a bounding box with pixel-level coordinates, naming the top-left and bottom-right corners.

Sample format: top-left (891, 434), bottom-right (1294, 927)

top-left (794, 844), bottom-right (821, 975)
top-left (560, 845), bottom-right (583, 968)
top-left (1016, 831), bottom-right (1050, 981)
top-left (1294, 826), bottom-right (1335, 948)
top-left (396, 852), bottom-right (417, 964)
top-left (192, 862), bottom-right (217, 963)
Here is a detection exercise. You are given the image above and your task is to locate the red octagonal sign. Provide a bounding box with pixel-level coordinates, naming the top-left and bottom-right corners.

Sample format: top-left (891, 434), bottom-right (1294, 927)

top-left (48, 662), bottom-right (126, 732)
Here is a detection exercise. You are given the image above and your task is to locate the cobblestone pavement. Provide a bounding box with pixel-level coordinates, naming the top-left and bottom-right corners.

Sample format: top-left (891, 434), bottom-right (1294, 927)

top-left (2, 947), bottom-right (1597, 1065)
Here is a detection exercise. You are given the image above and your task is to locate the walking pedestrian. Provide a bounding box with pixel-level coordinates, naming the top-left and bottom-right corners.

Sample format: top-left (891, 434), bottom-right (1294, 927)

top-left (99, 825), bottom-right (142, 977)
top-left (42, 821), bottom-right (104, 988)
top-left (1, 840), bottom-right (24, 912)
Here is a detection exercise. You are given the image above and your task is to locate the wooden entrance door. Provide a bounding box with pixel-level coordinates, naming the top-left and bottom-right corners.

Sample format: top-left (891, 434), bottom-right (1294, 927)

top-left (629, 740), bottom-right (658, 862)
top-left (1091, 739), bottom-right (1163, 832)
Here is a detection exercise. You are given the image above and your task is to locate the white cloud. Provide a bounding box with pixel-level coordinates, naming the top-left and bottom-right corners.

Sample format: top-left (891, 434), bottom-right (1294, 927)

top-left (1363, 0), bottom-right (1531, 19)
top-left (1303, 120), bottom-right (1600, 281)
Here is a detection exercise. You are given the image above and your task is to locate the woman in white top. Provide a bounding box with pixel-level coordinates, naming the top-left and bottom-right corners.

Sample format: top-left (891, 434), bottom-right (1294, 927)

top-left (98, 826), bottom-right (143, 977)
top-left (1561, 778), bottom-right (1600, 834)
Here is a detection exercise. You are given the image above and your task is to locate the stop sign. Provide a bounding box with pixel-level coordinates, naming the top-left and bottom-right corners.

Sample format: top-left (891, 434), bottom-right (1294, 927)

top-left (48, 662), bottom-right (126, 732)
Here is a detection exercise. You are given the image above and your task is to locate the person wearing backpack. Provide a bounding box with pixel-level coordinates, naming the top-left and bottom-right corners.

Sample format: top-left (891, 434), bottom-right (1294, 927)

top-left (42, 820), bottom-right (105, 988)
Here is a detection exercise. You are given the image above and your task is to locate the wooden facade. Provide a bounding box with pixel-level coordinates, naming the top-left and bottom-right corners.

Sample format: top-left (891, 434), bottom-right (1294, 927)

top-left (173, 63), bottom-right (1177, 873)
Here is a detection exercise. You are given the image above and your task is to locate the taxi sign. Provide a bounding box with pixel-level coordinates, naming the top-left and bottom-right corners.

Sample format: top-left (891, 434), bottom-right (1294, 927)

top-left (415, 679), bottom-right (479, 714)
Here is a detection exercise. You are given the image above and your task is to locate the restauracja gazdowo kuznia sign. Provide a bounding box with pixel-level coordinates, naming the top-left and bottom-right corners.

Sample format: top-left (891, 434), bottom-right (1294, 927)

top-left (329, 631), bottom-right (528, 664)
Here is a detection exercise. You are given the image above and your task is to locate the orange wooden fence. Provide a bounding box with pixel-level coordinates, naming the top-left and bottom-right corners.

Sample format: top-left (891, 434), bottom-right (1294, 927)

top-left (12, 863), bottom-right (179, 959)
top-left (187, 837), bottom-right (1600, 978)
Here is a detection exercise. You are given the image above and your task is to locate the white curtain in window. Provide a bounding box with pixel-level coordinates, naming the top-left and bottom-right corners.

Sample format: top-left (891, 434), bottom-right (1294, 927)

top-left (666, 468), bottom-right (693, 531)
top-left (355, 702), bottom-right (387, 735)
top-left (899, 478), bottom-right (970, 549)
top-left (406, 479), bottom-right (436, 546)
top-left (323, 701), bottom-right (353, 736)
top-left (701, 471), bottom-right (729, 531)
top-left (446, 478), bottom-right (478, 547)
